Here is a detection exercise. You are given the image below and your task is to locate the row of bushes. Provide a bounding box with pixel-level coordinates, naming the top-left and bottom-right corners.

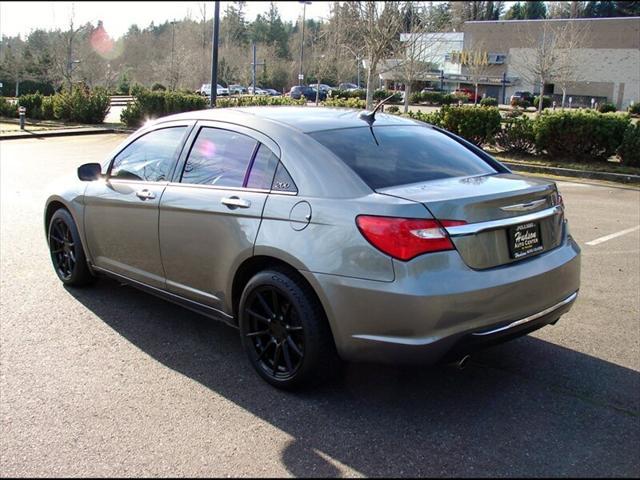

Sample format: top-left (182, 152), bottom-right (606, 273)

top-left (406, 106), bottom-right (637, 166)
top-left (120, 89), bottom-right (307, 127)
top-left (328, 88), bottom-right (403, 103)
top-left (409, 91), bottom-right (470, 105)
top-left (0, 88), bottom-right (110, 123)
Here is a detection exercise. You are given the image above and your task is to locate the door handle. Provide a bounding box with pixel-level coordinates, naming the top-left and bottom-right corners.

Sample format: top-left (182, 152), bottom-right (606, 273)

top-left (221, 196), bottom-right (251, 209)
top-left (135, 189), bottom-right (156, 200)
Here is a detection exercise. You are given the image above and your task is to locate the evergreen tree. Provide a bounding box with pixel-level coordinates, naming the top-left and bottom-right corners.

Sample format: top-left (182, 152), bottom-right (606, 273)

top-left (504, 2), bottom-right (525, 19)
top-left (524, 0), bottom-right (547, 18)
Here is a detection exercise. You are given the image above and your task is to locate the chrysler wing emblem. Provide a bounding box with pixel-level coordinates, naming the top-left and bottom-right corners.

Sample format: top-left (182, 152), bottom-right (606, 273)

top-left (500, 199), bottom-right (546, 213)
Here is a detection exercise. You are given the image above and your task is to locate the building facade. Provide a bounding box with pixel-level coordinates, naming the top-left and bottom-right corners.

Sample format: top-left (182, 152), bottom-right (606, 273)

top-left (393, 17), bottom-right (639, 109)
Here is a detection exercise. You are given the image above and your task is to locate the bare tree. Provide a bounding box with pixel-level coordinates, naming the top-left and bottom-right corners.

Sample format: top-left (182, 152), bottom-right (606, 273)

top-left (510, 21), bottom-right (562, 114)
top-left (553, 21), bottom-right (589, 108)
top-left (396, 5), bottom-right (447, 113)
top-left (349, 1), bottom-right (405, 109)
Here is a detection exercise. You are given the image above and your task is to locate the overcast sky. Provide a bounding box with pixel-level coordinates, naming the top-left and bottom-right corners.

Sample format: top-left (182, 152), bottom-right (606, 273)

top-left (0, 1), bottom-right (331, 39)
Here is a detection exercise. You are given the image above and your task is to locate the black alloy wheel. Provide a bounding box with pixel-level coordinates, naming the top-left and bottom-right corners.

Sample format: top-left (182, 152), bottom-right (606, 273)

top-left (244, 285), bottom-right (305, 381)
top-left (48, 208), bottom-right (94, 286)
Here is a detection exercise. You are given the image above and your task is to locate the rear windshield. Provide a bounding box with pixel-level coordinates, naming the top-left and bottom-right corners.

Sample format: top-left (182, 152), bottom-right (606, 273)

top-left (309, 126), bottom-right (497, 190)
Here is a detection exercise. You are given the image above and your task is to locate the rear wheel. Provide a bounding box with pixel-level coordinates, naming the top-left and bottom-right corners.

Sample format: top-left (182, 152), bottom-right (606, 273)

top-left (48, 208), bottom-right (94, 286)
top-left (239, 268), bottom-right (339, 389)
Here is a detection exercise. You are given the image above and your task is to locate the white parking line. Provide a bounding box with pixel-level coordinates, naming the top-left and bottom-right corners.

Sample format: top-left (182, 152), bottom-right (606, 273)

top-left (585, 225), bottom-right (640, 246)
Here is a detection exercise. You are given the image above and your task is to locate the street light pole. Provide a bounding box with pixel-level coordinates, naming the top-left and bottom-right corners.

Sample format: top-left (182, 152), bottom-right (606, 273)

top-left (298, 1), bottom-right (311, 85)
top-left (210, 0), bottom-right (220, 108)
top-left (170, 21), bottom-right (177, 90)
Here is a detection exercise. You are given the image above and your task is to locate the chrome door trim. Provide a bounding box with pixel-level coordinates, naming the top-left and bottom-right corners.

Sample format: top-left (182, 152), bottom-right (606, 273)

top-left (471, 291), bottom-right (578, 337)
top-left (445, 206), bottom-right (562, 237)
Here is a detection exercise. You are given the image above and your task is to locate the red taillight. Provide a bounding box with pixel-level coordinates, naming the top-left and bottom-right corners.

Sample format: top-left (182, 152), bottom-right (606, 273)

top-left (356, 216), bottom-right (466, 261)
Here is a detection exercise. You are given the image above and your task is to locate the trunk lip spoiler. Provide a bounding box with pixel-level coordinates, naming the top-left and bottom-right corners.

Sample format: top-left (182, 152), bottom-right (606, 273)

top-left (445, 205), bottom-right (562, 237)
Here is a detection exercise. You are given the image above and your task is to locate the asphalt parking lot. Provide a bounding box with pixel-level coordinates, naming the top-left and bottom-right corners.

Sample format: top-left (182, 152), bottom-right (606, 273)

top-left (1, 134), bottom-right (639, 477)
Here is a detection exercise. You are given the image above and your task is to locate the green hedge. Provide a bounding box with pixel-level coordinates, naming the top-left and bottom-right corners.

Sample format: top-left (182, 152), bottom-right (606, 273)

top-left (121, 89), bottom-right (208, 127)
top-left (533, 96), bottom-right (552, 110)
top-left (322, 97), bottom-right (366, 109)
top-left (406, 105), bottom-right (501, 146)
top-left (617, 123), bottom-right (640, 166)
top-left (216, 95), bottom-right (306, 108)
top-left (409, 91), bottom-right (459, 105)
top-left (480, 97), bottom-right (498, 107)
top-left (627, 103), bottom-right (639, 115)
top-left (495, 116), bottom-right (536, 153)
top-left (52, 87), bottom-right (110, 123)
top-left (534, 109), bottom-right (630, 161)
top-left (0, 96), bottom-right (17, 117)
top-left (598, 103), bottom-right (616, 113)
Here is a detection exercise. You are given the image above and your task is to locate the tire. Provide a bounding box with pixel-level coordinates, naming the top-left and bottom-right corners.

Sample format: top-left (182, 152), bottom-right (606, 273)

top-left (239, 268), bottom-right (340, 389)
top-left (48, 208), bottom-right (94, 287)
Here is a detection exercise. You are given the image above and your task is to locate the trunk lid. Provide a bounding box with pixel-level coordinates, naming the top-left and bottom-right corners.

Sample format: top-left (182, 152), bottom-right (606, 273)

top-left (378, 173), bottom-right (564, 269)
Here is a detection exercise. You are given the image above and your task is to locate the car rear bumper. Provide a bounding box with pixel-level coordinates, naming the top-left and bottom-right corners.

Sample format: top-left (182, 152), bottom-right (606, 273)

top-left (301, 232), bottom-right (581, 364)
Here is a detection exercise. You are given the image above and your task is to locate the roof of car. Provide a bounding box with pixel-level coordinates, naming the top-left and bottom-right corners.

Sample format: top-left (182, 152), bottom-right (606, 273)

top-left (161, 106), bottom-right (419, 133)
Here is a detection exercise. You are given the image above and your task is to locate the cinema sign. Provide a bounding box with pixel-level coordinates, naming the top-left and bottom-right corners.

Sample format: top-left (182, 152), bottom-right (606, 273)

top-left (448, 50), bottom-right (506, 65)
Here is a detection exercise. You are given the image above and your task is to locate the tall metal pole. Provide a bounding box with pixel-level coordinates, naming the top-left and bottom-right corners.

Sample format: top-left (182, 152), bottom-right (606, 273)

top-left (298, 2), bottom-right (310, 85)
top-left (252, 42), bottom-right (257, 94)
top-left (356, 55), bottom-right (360, 88)
top-left (210, 0), bottom-right (220, 108)
top-left (170, 21), bottom-right (176, 90)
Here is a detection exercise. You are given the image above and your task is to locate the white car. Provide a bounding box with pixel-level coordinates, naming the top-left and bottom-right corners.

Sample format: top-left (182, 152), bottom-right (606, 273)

top-left (248, 86), bottom-right (269, 96)
top-left (198, 83), bottom-right (229, 97)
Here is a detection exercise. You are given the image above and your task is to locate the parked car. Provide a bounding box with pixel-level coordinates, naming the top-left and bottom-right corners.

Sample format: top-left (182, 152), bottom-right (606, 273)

top-left (45, 107), bottom-right (580, 389)
top-left (338, 82), bottom-right (360, 91)
top-left (313, 83), bottom-right (334, 93)
top-left (198, 83), bottom-right (229, 97)
top-left (248, 86), bottom-right (269, 96)
top-left (510, 91), bottom-right (535, 105)
top-left (289, 85), bottom-right (326, 101)
top-left (453, 87), bottom-right (480, 103)
top-left (264, 88), bottom-right (281, 96)
top-left (229, 84), bottom-right (248, 95)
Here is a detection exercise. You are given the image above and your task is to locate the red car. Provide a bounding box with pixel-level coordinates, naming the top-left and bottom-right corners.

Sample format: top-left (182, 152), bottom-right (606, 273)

top-left (454, 87), bottom-right (480, 103)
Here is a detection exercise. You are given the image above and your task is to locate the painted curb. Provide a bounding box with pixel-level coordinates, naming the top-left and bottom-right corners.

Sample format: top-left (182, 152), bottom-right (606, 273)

top-left (502, 161), bottom-right (640, 185)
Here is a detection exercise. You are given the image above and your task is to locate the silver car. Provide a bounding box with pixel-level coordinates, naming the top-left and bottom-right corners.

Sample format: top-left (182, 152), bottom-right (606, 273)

top-left (45, 107), bottom-right (581, 388)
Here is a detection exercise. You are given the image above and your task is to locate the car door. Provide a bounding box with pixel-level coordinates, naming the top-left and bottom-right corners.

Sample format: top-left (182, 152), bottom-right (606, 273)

top-left (83, 122), bottom-right (192, 288)
top-left (158, 122), bottom-right (281, 312)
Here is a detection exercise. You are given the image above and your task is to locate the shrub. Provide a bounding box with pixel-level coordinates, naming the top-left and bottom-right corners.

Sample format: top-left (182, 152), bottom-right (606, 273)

top-left (322, 97), bottom-right (366, 109)
top-left (598, 103), bottom-right (616, 113)
top-left (510, 98), bottom-right (531, 109)
top-left (451, 93), bottom-right (469, 104)
top-left (533, 95), bottom-right (552, 110)
top-left (628, 103), bottom-right (640, 115)
top-left (406, 109), bottom-right (444, 127)
top-left (534, 109), bottom-right (631, 161)
top-left (121, 88), bottom-right (208, 127)
top-left (503, 109), bottom-right (523, 118)
top-left (52, 87), bottom-right (110, 123)
top-left (409, 92), bottom-right (423, 104)
top-left (216, 95), bottom-right (305, 108)
top-left (440, 105), bottom-right (501, 146)
top-left (18, 93), bottom-right (44, 119)
top-left (0, 96), bottom-right (17, 117)
top-left (41, 96), bottom-right (55, 120)
top-left (440, 94), bottom-right (457, 105)
top-left (386, 105), bottom-right (399, 113)
top-left (330, 88), bottom-right (366, 100)
top-left (617, 123), bottom-right (640, 167)
top-left (373, 89), bottom-right (402, 103)
top-left (480, 96), bottom-right (498, 107)
top-left (495, 116), bottom-right (536, 153)
top-left (151, 83), bottom-right (167, 91)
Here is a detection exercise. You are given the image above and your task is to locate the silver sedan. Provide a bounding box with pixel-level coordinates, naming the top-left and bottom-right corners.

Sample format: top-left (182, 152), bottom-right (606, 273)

top-left (44, 107), bottom-right (581, 389)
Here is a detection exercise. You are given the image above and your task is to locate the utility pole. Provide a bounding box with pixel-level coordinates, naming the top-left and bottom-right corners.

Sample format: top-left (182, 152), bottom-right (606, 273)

top-left (210, 0), bottom-right (220, 108)
top-left (170, 20), bottom-right (176, 90)
top-left (251, 42), bottom-right (265, 94)
top-left (298, 1), bottom-right (312, 86)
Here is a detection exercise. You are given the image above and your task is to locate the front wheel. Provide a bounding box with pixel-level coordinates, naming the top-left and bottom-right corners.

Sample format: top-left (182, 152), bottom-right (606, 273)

top-left (239, 268), bottom-right (339, 389)
top-left (48, 208), bottom-right (94, 286)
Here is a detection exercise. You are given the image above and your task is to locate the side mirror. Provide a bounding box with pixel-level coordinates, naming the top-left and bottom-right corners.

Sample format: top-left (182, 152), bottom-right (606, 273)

top-left (78, 163), bottom-right (103, 181)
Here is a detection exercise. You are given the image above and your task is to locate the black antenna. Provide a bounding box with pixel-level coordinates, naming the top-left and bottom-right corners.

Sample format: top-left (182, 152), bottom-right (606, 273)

top-left (358, 93), bottom-right (397, 126)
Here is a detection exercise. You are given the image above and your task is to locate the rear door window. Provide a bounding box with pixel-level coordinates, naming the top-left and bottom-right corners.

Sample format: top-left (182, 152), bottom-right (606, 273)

top-left (181, 127), bottom-right (258, 187)
top-left (309, 126), bottom-right (497, 190)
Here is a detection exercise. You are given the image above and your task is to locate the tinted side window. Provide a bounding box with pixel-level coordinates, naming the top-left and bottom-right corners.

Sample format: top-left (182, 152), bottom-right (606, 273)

top-left (309, 126), bottom-right (496, 190)
top-left (271, 163), bottom-right (297, 193)
top-left (246, 144), bottom-right (279, 189)
top-left (181, 127), bottom-right (257, 187)
top-left (110, 127), bottom-right (187, 182)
